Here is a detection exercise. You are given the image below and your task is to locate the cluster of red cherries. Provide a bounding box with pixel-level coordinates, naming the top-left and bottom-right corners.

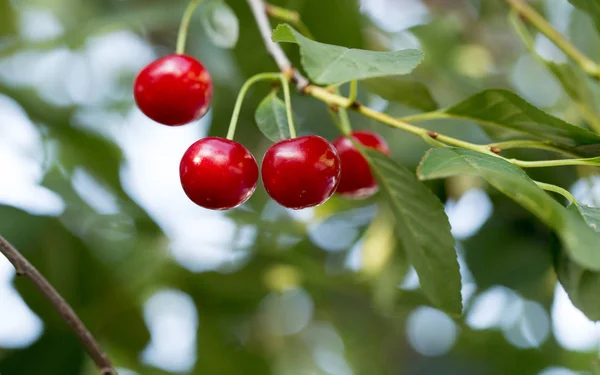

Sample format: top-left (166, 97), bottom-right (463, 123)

top-left (133, 54), bottom-right (389, 210)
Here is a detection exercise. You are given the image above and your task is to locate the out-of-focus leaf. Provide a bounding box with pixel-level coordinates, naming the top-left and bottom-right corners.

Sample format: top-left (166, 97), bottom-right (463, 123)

top-left (201, 0), bottom-right (239, 49)
top-left (0, 204), bottom-right (150, 360)
top-left (418, 148), bottom-right (600, 270)
top-left (0, 0), bottom-right (16, 38)
top-left (510, 12), bottom-right (599, 129)
top-left (362, 77), bottom-right (438, 111)
top-left (361, 149), bottom-right (462, 315)
top-left (555, 204), bottom-right (600, 321)
top-left (569, 0), bottom-right (600, 35)
top-left (511, 12), bottom-right (595, 102)
top-left (464, 198), bottom-right (553, 297)
top-left (443, 90), bottom-right (600, 151)
top-left (255, 91), bottom-right (293, 142)
top-left (0, 331), bottom-right (84, 375)
top-left (271, 24), bottom-right (423, 85)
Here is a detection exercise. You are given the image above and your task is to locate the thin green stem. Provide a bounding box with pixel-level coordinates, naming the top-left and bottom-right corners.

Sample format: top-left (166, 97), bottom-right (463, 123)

top-left (398, 112), bottom-right (451, 123)
top-left (265, 3), bottom-right (314, 39)
top-left (338, 107), bottom-right (352, 135)
top-left (348, 80), bottom-right (358, 104)
top-left (334, 88), bottom-right (352, 135)
top-left (511, 157), bottom-right (600, 168)
top-left (535, 181), bottom-right (577, 203)
top-left (489, 140), bottom-right (580, 157)
top-left (279, 74), bottom-right (297, 138)
top-left (328, 108), bottom-right (347, 135)
top-left (421, 133), bottom-right (448, 148)
top-left (505, 0), bottom-right (600, 80)
top-left (305, 85), bottom-right (496, 156)
top-left (226, 72), bottom-right (282, 140)
top-left (176, 0), bottom-right (202, 54)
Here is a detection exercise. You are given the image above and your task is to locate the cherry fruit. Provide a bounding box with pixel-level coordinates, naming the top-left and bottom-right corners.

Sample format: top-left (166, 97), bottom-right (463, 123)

top-left (333, 131), bottom-right (390, 199)
top-left (180, 137), bottom-right (258, 210)
top-left (134, 54), bottom-right (213, 126)
top-left (261, 135), bottom-right (341, 210)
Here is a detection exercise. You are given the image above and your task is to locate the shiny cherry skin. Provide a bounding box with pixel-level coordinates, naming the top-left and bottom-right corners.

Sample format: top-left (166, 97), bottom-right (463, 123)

top-left (261, 135), bottom-right (341, 210)
top-left (180, 137), bottom-right (258, 210)
top-left (333, 131), bottom-right (391, 199)
top-left (134, 54), bottom-right (213, 126)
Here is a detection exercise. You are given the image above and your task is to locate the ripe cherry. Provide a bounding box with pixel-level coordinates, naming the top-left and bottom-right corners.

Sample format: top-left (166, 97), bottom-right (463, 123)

top-left (134, 54), bottom-right (213, 126)
top-left (333, 131), bottom-right (391, 199)
top-left (180, 137), bottom-right (258, 210)
top-left (261, 135), bottom-right (341, 210)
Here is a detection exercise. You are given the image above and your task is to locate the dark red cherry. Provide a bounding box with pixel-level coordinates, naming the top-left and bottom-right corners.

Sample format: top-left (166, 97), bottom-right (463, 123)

top-left (134, 54), bottom-right (213, 126)
top-left (180, 137), bottom-right (258, 210)
top-left (333, 131), bottom-right (391, 199)
top-left (261, 135), bottom-right (341, 210)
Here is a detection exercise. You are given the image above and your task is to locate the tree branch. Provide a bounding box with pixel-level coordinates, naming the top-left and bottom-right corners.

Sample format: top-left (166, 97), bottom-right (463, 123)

top-left (0, 235), bottom-right (117, 375)
top-left (247, 0), bottom-right (594, 169)
top-left (246, 0), bottom-right (309, 90)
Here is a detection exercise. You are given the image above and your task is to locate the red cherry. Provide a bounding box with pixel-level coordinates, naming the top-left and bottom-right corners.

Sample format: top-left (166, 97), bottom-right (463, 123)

top-left (180, 137), bottom-right (258, 210)
top-left (134, 54), bottom-right (213, 126)
top-left (333, 131), bottom-right (391, 199)
top-left (261, 135), bottom-right (341, 210)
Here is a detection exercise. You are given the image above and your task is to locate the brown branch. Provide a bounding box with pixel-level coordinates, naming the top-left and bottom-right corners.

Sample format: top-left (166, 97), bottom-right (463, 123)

top-left (0, 235), bottom-right (117, 375)
top-left (246, 0), bottom-right (309, 90)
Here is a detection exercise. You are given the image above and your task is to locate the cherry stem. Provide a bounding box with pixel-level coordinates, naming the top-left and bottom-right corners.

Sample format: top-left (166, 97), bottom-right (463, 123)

top-left (335, 87), bottom-right (352, 135)
top-left (347, 80), bottom-right (358, 104)
top-left (176, 0), bottom-right (202, 55)
top-left (534, 181), bottom-right (577, 204)
top-left (226, 72), bottom-right (282, 140)
top-left (280, 74), bottom-right (297, 138)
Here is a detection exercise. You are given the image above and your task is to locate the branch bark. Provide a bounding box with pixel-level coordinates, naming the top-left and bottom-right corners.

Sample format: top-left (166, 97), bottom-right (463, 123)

top-left (0, 235), bottom-right (117, 375)
top-left (246, 0), bottom-right (309, 90)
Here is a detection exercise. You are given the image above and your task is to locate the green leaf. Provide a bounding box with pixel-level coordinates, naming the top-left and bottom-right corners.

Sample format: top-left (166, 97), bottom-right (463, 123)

top-left (569, 0), bottom-right (600, 35)
top-left (443, 89), bottom-right (600, 151)
top-left (418, 148), bottom-right (600, 270)
top-left (362, 77), bottom-right (438, 111)
top-left (201, 0), bottom-right (239, 49)
top-left (271, 24), bottom-right (423, 85)
top-left (361, 149), bottom-right (462, 315)
top-left (255, 91), bottom-right (293, 142)
top-left (555, 204), bottom-right (600, 321)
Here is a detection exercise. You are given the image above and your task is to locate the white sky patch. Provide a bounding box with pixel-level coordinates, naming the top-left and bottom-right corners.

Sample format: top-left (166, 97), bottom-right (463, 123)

top-left (570, 176), bottom-right (600, 207)
top-left (360, 0), bottom-right (429, 32)
top-left (0, 95), bottom-right (65, 216)
top-left (19, 7), bottom-right (63, 42)
top-left (406, 306), bottom-right (458, 356)
top-left (142, 289), bottom-right (198, 373)
top-left (0, 257), bottom-right (44, 348)
top-left (445, 188), bottom-right (493, 240)
top-left (551, 284), bottom-right (599, 352)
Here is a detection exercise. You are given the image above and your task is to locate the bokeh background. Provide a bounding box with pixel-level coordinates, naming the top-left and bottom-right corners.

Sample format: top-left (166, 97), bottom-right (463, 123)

top-left (1, 0), bottom-right (600, 374)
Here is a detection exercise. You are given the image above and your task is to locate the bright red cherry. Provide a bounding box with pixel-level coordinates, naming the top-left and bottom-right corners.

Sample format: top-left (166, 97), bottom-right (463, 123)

top-left (261, 135), bottom-right (341, 210)
top-left (134, 54), bottom-right (213, 126)
top-left (333, 131), bottom-right (390, 199)
top-left (180, 137), bottom-right (258, 210)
